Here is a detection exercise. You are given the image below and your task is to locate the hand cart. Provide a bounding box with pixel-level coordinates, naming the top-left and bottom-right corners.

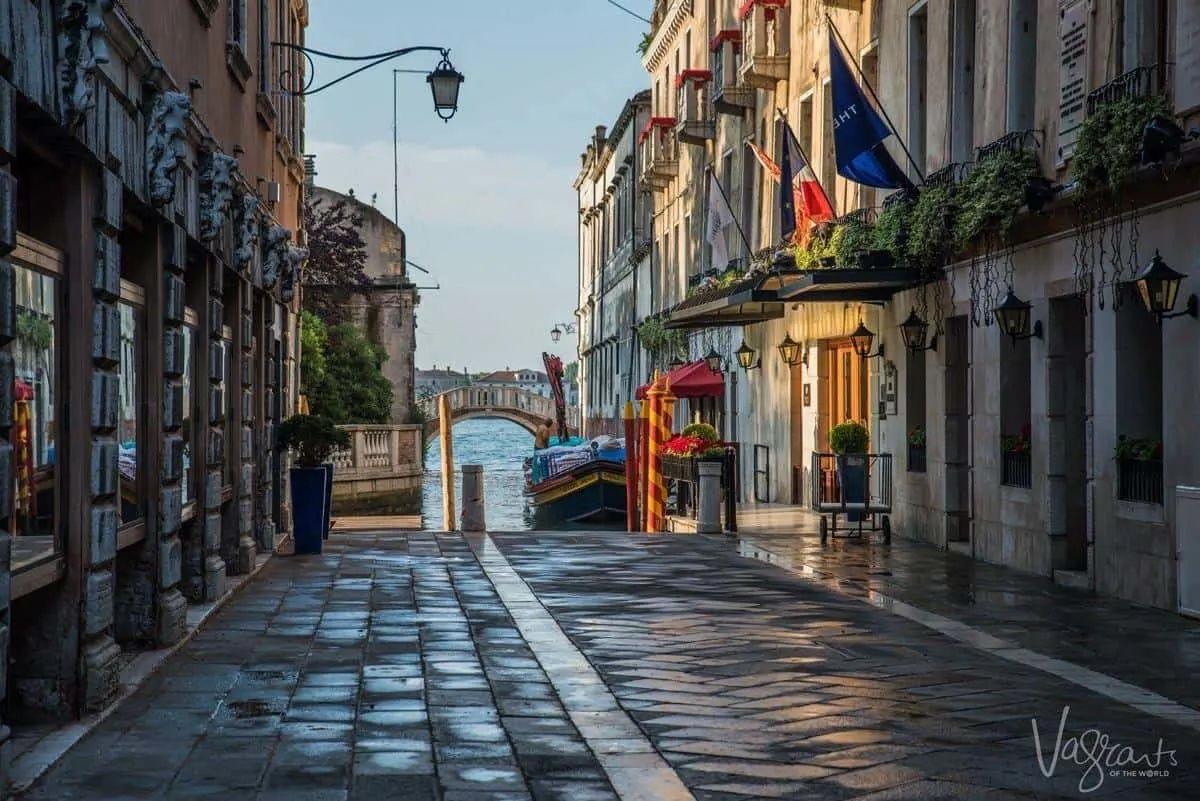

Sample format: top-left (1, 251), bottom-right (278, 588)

top-left (810, 452), bottom-right (893, 544)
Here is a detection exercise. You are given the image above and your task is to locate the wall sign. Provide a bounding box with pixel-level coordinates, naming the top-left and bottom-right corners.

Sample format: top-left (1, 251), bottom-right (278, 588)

top-left (1177, 2), bottom-right (1200, 115)
top-left (1056, 0), bottom-right (1089, 166)
top-left (883, 361), bottom-right (898, 417)
top-left (802, 383), bottom-right (811, 407)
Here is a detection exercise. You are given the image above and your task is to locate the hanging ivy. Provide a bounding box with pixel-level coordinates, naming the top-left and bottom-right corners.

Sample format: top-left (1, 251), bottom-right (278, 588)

top-left (872, 198), bottom-right (911, 259)
top-left (954, 148), bottom-right (1042, 250)
top-left (834, 217), bottom-right (875, 267)
top-left (16, 312), bottom-right (53, 352)
top-left (1071, 93), bottom-right (1172, 195)
top-left (792, 223), bottom-right (836, 271)
top-left (906, 185), bottom-right (955, 268)
top-left (638, 316), bottom-right (686, 358)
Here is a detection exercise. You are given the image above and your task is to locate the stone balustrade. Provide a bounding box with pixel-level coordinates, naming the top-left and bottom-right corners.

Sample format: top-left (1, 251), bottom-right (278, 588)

top-left (327, 424), bottom-right (424, 515)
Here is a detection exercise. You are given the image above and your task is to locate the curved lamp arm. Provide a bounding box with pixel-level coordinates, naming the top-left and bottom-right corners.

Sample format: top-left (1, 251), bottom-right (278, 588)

top-left (270, 43), bottom-right (452, 97)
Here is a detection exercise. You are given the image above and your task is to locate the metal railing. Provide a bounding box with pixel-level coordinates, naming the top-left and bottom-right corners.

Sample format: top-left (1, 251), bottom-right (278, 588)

top-left (1117, 457), bottom-right (1163, 505)
top-left (907, 443), bottom-right (927, 473)
top-left (1086, 65), bottom-right (1165, 115)
top-left (1001, 450), bottom-right (1032, 488)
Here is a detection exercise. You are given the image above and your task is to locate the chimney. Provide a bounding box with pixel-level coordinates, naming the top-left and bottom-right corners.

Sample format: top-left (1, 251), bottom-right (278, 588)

top-left (303, 154), bottom-right (317, 187)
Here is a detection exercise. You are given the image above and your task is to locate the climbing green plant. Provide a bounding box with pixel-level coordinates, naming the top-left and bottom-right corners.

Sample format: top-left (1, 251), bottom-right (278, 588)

top-left (833, 217), bottom-right (875, 267)
top-left (872, 199), bottom-right (911, 258)
top-left (793, 224), bottom-right (836, 271)
top-left (954, 147), bottom-right (1042, 249)
top-left (906, 185), bottom-right (955, 267)
top-left (638, 316), bottom-right (686, 359)
top-left (1071, 93), bottom-right (1172, 194)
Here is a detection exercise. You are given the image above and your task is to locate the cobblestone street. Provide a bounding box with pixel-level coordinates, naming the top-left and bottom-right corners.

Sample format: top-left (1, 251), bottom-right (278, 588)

top-left (16, 531), bottom-right (1200, 800)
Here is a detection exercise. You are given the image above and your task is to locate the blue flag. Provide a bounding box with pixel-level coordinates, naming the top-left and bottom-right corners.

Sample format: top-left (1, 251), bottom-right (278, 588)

top-left (828, 30), bottom-right (913, 191)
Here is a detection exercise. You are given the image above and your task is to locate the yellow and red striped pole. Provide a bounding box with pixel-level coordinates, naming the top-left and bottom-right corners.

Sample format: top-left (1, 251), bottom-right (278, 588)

top-left (638, 396), bottom-right (650, 532)
top-left (646, 373), bottom-right (666, 532)
top-left (623, 401), bottom-right (637, 533)
top-left (657, 379), bottom-right (677, 531)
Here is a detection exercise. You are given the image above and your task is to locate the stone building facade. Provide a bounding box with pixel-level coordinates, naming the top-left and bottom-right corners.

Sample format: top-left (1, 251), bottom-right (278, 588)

top-left (590, 0), bottom-right (1200, 613)
top-left (308, 185), bottom-right (417, 424)
top-left (574, 90), bottom-right (651, 436)
top-left (0, 0), bottom-right (306, 771)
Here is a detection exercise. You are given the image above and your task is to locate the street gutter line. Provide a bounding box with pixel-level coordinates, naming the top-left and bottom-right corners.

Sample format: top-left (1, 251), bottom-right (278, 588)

top-left (738, 538), bottom-right (1200, 733)
top-left (473, 534), bottom-right (696, 801)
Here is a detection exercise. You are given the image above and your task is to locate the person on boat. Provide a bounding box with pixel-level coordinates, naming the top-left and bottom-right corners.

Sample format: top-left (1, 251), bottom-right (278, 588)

top-left (534, 418), bottom-right (555, 449)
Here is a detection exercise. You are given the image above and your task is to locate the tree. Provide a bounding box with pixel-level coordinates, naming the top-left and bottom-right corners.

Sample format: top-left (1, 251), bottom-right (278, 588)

top-left (303, 195), bottom-right (372, 323)
top-left (563, 361), bottom-right (579, 382)
top-left (299, 310), bottom-right (327, 395)
top-left (305, 323), bottom-right (394, 424)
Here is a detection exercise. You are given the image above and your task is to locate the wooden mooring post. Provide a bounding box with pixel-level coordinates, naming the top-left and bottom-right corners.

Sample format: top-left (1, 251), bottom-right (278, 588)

top-left (439, 393), bottom-right (456, 531)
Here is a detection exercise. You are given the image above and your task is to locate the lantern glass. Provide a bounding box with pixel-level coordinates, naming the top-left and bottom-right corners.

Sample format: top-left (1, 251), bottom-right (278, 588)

top-left (899, 309), bottom-right (928, 350)
top-left (550, 326), bottom-right (562, 343)
top-left (704, 348), bottom-right (722, 373)
top-left (735, 341), bottom-right (756, 369)
top-left (427, 64), bottom-right (464, 118)
top-left (1135, 250), bottom-right (1185, 315)
top-left (849, 322), bottom-right (875, 358)
top-left (777, 334), bottom-right (802, 366)
top-left (993, 289), bottom-right (1031, 338)
top-left (669, 357), bottom-right (685, 371)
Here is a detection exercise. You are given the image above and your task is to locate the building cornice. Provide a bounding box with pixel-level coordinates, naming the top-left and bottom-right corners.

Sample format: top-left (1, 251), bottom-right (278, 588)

top-left (642, 0), bottom-right (693, 73)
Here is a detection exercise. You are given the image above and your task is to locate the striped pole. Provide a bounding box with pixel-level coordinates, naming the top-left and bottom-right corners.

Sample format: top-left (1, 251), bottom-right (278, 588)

top-left (657, 379), bottom-right (677, 531)
top-left (638, 397), bottom-right (650, 532)
top-left (646, 373), bottom-right (666, 532)
top-left (623, 401), bottom-right (637, 533)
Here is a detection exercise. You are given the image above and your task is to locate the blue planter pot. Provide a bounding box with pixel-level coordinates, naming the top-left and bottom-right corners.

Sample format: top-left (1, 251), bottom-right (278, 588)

top-left (837, 454), bottom-right (867, 523)
top-left (291, 467), bottom-right (328, 555)
top-left (322, 463), bottom-right (334, 539)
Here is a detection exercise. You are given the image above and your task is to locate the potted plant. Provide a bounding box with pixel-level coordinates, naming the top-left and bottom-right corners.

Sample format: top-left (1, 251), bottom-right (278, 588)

top-left (829, 420), bottom-right (870, 522)
top-left (277, 414), bottom-right (349, 555)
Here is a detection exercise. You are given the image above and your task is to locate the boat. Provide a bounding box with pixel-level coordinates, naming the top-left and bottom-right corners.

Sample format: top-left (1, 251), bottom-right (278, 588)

top-left (523, 352), bottom-right (627, 524)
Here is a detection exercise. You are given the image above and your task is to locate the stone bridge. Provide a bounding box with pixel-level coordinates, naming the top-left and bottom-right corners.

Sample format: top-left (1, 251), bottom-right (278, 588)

top-left (418, 386), bottom-right (580, 441)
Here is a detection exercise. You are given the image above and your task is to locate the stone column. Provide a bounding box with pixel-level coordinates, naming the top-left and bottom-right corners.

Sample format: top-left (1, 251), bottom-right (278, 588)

top-left (258, 298), bottom-right (278, 552)
top-left (157, 226), bottom-right (188, 643)
top-left (203, 259), bottom-right (227, 601)
top-left (0, 73), bottom-right (16, 777)
top-left (83, 167), bottom-right (123, 710)
top-left (236, 282), bottom-right (257, 572)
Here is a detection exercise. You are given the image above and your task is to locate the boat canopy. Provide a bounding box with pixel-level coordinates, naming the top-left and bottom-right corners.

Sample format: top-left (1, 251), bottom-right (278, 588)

top-left (635, 360), bottom-right (725, 400)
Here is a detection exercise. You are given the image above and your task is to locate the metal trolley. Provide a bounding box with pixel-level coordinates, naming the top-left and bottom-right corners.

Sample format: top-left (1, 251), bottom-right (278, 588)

top-left (810, 452), bottom-right (894, 543)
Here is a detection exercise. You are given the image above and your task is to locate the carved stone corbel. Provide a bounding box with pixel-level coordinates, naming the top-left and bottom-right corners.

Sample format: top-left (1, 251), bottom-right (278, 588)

top-left (145, 91), bottom-right (192, 208)
top-left (199, 153), bottom-right (238, 243)
top-left (261, 225), bottom-right (291, 289)
top-left (57, 0), bottom-right (114, 129)
top-left (281, 245), bottom-right (308, 302)
top-left (232, 192), bottom-right (261, 273)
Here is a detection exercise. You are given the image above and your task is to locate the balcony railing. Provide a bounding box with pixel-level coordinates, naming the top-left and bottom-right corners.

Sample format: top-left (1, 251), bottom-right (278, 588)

top-left (711, 30), bottom-right (752, 114)
top-left (330, 424), bottom-right (423, 477)
top-left (1001, 450), bottom-right (1032, 488)
top-left (1086, 65), bottom-right (1165, 116)
top-left (907, 443), bottom-right (927, 473)
top-left (738, 0), bottom-right (788, 89)
top-left (639, 119), bottom-right (678, 191)
top-left (1117, 457), bottom-right (1163, 505)
top-left (675, 71), bottom-right (715, 146)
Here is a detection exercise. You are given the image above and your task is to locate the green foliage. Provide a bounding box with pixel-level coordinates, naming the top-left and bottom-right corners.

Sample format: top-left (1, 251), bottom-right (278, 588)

top-left (299, 310), bottom-right (327, 393)
top-left (1114, 435), bottom-right (1162, 461)
top-left (681, 422), bottom-right (719, 443)
top-left (793, 225), bottom-right (836, 271)
top-left (277, 414), bottom-right (350, 468)
top-left (1071, 94), bottom-right (1172, 194)
top-left (833, 217), bottom-right (875, 267)
top-left (954, 148), bottom-right (1042, 249)
top-left (637, 32), bottom-right (653, 56)
top-left (906, 185), bottom-right (955, 267)
top-left (638, 317), bottom-right (686, 359)
top-left (872, 198), bottom-right (912, 256)
top-left (305, 323), bottom-right (394, 424)
top-left (829, 420), bottom-right (870, 455)
top-left (15, 312), bottom-right (53, 351)
top-left (908, 426), bottom-right (926, 446)
top-left (563, 361), bottom-right (579, 382)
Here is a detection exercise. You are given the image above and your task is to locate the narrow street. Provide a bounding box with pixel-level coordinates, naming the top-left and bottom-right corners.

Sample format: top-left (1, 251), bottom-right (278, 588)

top-left (15, 531), bottom-right (1198, 801)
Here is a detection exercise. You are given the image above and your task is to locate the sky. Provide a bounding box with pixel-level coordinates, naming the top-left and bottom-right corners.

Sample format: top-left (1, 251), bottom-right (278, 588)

top-left (304, 0), bottom-right (650, 374)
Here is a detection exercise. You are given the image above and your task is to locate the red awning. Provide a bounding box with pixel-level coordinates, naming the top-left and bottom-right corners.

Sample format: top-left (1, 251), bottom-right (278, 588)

top-left (636, 360), bottom-right (725, 400)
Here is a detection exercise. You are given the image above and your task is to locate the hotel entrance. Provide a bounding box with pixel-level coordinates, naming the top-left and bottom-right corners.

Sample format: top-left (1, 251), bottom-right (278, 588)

top-left (825, 338), bottom-right (870, 433)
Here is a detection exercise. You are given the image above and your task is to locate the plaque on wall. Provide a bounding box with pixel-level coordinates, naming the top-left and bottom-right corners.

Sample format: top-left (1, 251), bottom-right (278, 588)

top-left (1177, 2), bottom-right (1200, 115)
top-left (883, 361), bottom-right (898, 417)
top-left (802, 384), bottom-right (811, 407)
top-left (1056, 0), bottom-right (1089, 167)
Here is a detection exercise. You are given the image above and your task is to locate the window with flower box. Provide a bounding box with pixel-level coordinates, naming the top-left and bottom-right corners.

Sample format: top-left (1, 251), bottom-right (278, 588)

top-left (1115, 286), bottom-right (1162, 505)
top-left (999, 332), bottom-right (1032, 488)
top-left (906, 346), bottom-right (927, 473)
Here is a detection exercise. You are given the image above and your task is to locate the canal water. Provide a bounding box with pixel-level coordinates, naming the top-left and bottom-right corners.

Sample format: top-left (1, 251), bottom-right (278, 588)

top-left (423, 418), bottom-right (536, 531)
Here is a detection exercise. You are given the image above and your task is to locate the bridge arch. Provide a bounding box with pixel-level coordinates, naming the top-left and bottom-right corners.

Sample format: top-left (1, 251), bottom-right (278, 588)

top-left (419, 386), bottom-right (579, 442)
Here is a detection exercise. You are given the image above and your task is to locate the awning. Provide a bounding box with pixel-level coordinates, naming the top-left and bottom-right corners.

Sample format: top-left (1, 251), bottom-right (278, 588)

top-left (775, 266), bottom-right (923, 303)
top-left (662, 273), bottom-right (785, 330)
top-left (636, 360), bottom-right (725, 400)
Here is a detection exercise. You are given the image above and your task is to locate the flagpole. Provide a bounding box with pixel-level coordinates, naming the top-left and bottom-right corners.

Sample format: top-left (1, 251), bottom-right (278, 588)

top-left (774, 107), bottom-right (835, 215)
top-left (710, 164), bottom-right (752, 259)
top-left (827, 16), bottom-right (926, 185)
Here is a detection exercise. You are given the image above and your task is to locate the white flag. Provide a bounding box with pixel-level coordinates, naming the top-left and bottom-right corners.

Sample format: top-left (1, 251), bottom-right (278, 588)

top-left (706, 172), bottom-right (735, 271)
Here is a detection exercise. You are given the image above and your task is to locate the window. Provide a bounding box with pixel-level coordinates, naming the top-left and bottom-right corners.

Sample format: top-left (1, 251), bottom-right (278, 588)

top-left (1006, 0), bottom-right (1038, 132)
top-left (950, 0), bottom-right (977, 164)
top-left (821, 82), bottom-right (838, 217)
top-left (908, 3), bottom-right (929, 176)
top-left (258, 0), bottom-right (271, 93)
top-left (182, 310), bottom-right (198, 513)
top-left (740, 139), bottom-right (755, 256)
top-left (999, 330), bottom-right (1032, 488)
top-left (1122, 0), bottom-right (1163, 74)
top-left (1115, 285), bottom-right (1163, 504)
top-left (860, 46), bottom-right (880, 209)
top-left (119, 283), bottom-right (145, 527)
top-left (11, 253), bottom-right (61, 573)
top-left (906, 347), bottom-right (927, 472)
top-left (226, 0), bottom-right (252, 88)
top-left (223, 326), bottom-right (235, 489)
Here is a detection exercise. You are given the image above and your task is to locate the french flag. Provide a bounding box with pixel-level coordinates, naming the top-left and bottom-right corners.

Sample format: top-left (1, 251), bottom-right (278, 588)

top-left (779, 120), bottom-right (834, 246)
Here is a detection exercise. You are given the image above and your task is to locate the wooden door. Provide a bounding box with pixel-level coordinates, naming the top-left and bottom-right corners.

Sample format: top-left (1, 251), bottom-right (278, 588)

top-left (828, 340), bottom-right (868, 428)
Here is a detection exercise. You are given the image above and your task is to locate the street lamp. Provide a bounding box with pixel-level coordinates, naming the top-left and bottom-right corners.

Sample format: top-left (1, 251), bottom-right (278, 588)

top-left (735, 340), bottom-right (759, 370)
top-left (777, 334), bottom-right (805, 367)
top-left (428, 54), bottom-right (466, 120)
top-left (1135, 250), bottom-right (1198, 322)
top-left (550, 322), bottom-right (578, 343)
top-left (850, 322), bottom-right (885, 360)
top-left (992, 287), bottom-right (1044, 342)
top-left (899, 309), bottom-right (938, 352)
top-left (704, 347), bottom-right (723, 373)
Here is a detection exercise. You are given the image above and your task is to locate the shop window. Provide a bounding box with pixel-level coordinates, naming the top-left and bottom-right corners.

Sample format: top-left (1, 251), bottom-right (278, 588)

top-left (119, 284), bottom-right (145, 527)
top-left (999, 334), bottom-right (1032, 488)
top-left (906, 347), bottom-right (927, 473)
top-left (182, 311), bottom-right (198, 513)
top-left (11, 258), bottom-right (61, 572)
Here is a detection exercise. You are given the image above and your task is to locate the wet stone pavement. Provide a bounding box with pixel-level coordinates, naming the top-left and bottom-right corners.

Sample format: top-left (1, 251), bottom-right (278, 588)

top-left (17, 530), bottom-right (1200, 800)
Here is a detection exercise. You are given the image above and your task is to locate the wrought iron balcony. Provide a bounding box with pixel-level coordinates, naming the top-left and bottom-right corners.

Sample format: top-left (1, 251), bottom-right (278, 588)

top-left (738, 0), bottom-right (789, 89)
top-left (675, 70), bottom-right (715, 146)
top-left (711, 30), bottom-right (753, 115)
top-left (1086, 65), bottom-right (1165, 116)
top-left (639, 118), bottom-right (679, 191)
